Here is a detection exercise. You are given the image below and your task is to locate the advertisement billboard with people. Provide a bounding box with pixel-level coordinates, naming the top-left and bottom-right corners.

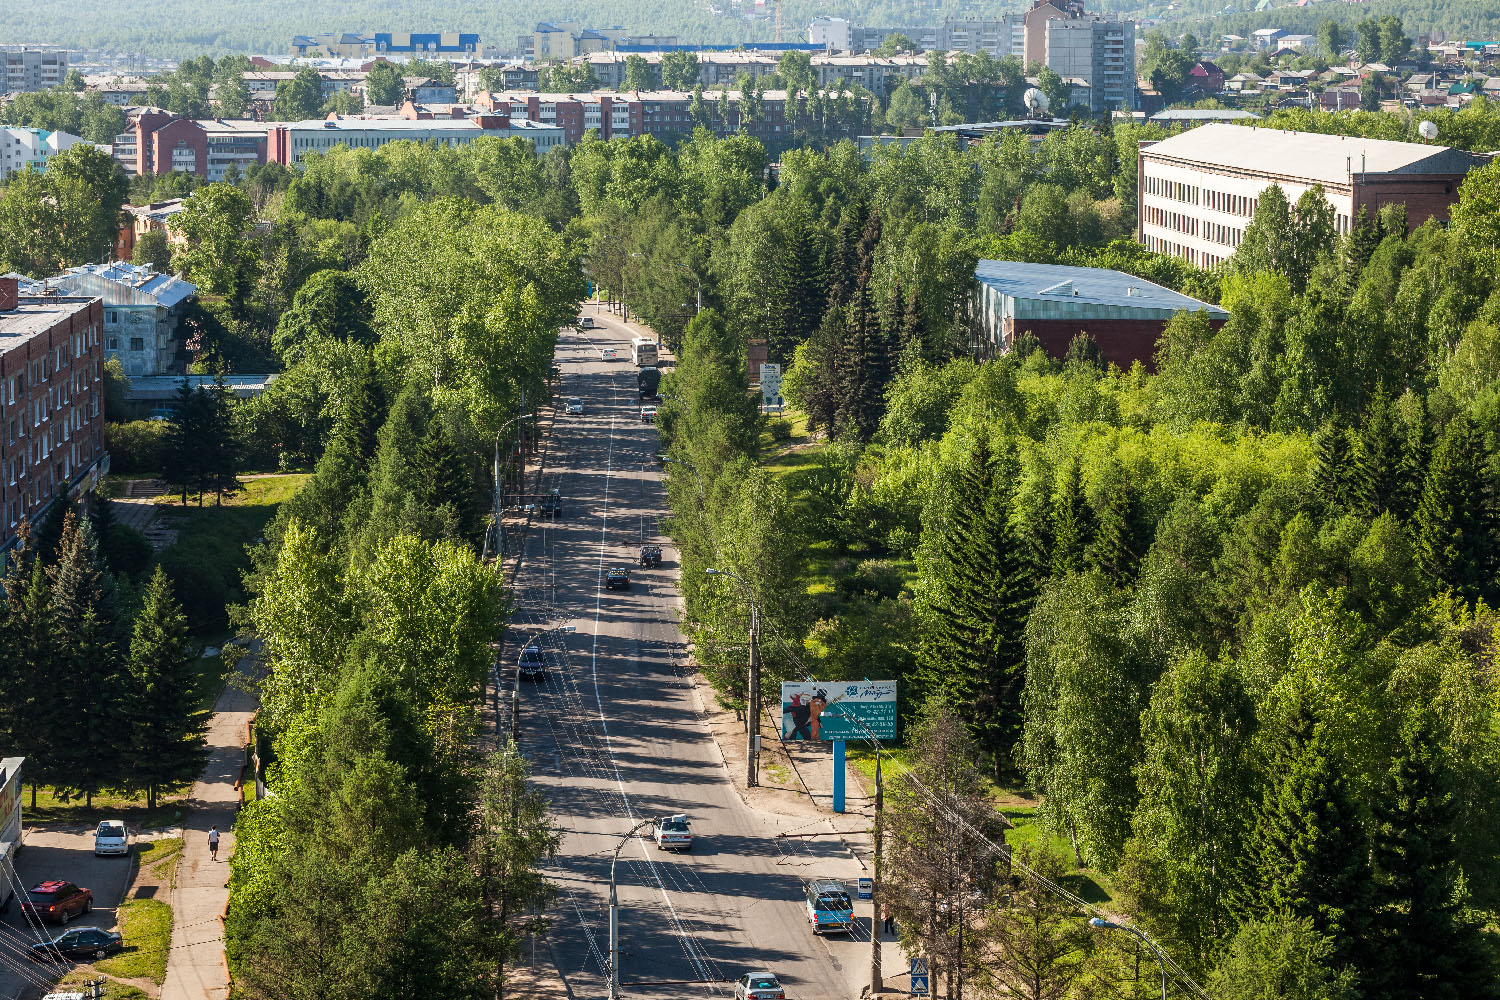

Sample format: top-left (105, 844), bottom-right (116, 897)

top-left (780, 680), bottom-right (897, 741)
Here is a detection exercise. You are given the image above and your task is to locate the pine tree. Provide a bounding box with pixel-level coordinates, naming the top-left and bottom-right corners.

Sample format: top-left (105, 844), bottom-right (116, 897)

top-left (1048, 459), bottom-right (1094, 578)
top-left (1310, 416), bottom-right (1365, 516)
top-left (204, 369), bottom-right (241, 506)
top-left (126, 566), bottom-right (209, 808)
top-left (916, 436), bottom-right (1036, 775)
top-left (161, 378), bottom-right (211, 505)
top-left (1413, 415), bottom-right (1496, 604)
top-left (419, 413), bottom-right (479, 542)
top-left (901, 284), bottom-right (926, 359)
top-left (1355, 384), bottom-right (1401, 518)
top-left (1368, 710), bottom-right (1496, 1000)
top-left (1239, 710), bottom-right (1372, 972)
top-left (47, 512), bottom-right (129, 806)
top-left (1086, 478), bottom-right (1140, 587)
top-left (1391, 392), bottom-right (1430, 524)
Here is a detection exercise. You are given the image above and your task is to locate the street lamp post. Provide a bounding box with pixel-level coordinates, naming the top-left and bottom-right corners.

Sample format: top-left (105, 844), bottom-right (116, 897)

top-left (485, 410), bottom-right (535, 567)
top-left (506, 625), bottom-right (575, 739)
top-left (1089, 918), bottom-right (1168, 1000)
top-left (706, 568), bottom-right (759, 787)
top-left (663, 457), bottom-right (706, 503)
top-left (609, 816), bottom-right (658, 1000)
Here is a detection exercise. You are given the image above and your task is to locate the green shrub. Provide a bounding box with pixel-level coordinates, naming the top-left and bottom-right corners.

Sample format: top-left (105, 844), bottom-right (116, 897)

top-left (769, 417), bottom-right (793, 442)
top-left (106, 420), bottom-right (169, 475)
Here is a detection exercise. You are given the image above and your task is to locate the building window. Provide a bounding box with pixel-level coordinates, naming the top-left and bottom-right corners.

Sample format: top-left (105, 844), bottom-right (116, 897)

top-left (129, 337), bottom-right (145, 352)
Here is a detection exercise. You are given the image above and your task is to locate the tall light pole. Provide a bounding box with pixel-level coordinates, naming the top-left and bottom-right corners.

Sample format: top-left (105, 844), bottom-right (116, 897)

top-left (706, 567), bottom-right (759, 787)
top-left (484, 410), bottom-right (535, 567)
top-left (663, 456), bottom-right (705, 503)
top-left (609, 816), bottom-right (658, 1000)
top-left (508, 625), bottom-right (575, 739)
top-left (1089, 918), bottom-right (1169, 1000)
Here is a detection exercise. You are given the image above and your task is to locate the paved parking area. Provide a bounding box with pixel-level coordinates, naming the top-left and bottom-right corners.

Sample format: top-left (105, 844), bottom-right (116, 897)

top-left (0, 826), bottom-right (135, 1000)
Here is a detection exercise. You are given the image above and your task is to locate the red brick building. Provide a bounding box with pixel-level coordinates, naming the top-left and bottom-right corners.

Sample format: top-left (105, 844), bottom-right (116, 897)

top-left (0, 276), bottom-right (108, 549)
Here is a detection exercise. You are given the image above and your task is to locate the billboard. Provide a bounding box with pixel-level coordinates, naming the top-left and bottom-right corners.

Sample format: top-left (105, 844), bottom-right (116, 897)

top-left (781, 680), bottom-right (897, 742)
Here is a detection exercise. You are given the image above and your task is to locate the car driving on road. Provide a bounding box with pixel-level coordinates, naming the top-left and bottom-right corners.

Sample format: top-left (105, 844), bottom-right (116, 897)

top-left (29, 927), bottom-right (123, 962)
top-left (639, 545), bottom-right (661, 568)
top-left (600, 348), bottom-right (617, 360)
top-left (518, 645), bottom-right (546, 681)
top-left (93, 820), bottom-right (128, 857)
top-left (804, 878), bottom-right (853, 934)
top-left (640, 405), bottom-right (658, 423)
top-left (735, 972), bottom-right (785, 1000)
top-left (605, 567), bottom-right (631, 590)
top-left (540, 490), bottom-right (562, 518)
top-left (653, 814), bottom-right (693, 851)
top-left (565, 397), bottom-right (584, 415)
top-left (21, 881), bottom-right (93, 924)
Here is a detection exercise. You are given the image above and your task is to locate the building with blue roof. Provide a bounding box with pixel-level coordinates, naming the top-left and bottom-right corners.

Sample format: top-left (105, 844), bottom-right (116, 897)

top-left (292, 32), bottom-right (478, 58)
top-left (19, 263), bottom-right (196, 376)
top-left (974, 260), bottom-right (1227, 369)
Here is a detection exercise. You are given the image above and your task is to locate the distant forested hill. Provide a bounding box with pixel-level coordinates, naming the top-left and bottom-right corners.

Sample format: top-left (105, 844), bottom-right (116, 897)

top-left (0, 0), bottom-right (1017, 57)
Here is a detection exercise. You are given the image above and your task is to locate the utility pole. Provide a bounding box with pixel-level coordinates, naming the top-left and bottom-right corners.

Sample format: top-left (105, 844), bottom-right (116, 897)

top-left (706, 568), bottom-right (760, 787)
top-left (871, 750), bottom-right (884, 995)
top-left (610, 817), bottom-right (657, 1000)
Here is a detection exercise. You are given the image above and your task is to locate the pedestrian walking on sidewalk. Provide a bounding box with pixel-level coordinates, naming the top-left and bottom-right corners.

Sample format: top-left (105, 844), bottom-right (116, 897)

top-left (882, 904), bottom-right (895, 936)
top-left (208, 825), bottom-right (220, 862)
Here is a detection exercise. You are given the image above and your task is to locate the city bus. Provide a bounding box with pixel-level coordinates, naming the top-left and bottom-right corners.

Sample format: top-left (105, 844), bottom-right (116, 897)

top-left (631, 337), bottom-right (658, 367)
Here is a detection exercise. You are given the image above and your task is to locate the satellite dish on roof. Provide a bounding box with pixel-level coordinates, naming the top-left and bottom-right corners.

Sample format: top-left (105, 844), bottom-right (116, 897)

top-left (1417, 120), bottom-right (1439, 140)
top-left (1023, 87), bottom-right (1050, 114)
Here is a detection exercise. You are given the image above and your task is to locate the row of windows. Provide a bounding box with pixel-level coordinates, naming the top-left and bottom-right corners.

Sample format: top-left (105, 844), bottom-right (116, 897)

top-left (2, 438), bottom-right (96, 530)
top-left (1143, 174), bottom-right (1200, 205)
top-left (1204, 189), bottom-right (1259, 217)
top-left (1145, 205), bottom-right (1198, 237)
top-left (1204, 220), bottom-right (1244, 248)
top-left (1144, 233), bottom-right (1222, 269)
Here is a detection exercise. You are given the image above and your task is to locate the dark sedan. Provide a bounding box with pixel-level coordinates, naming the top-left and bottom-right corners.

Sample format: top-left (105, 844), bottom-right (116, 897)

top-left (29, 927), bottom-right (122, 962)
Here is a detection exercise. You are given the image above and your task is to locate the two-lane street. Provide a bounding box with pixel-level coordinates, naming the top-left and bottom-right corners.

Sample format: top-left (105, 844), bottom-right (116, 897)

top-left (509, 309), bottom-right (879, 1000)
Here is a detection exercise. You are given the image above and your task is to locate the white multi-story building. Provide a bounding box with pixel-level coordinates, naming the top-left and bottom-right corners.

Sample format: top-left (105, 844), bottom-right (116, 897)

top-left (2, 46), bottom-right (68, 93)
top-left (809, 17), bottom-right (855, 52)
top-left (0, 128), bottom-right (99, 183)
top-left (18, 264), bottom-right (196, 378)
top-left (266, 115), bottom-right (565, 166)
top-left (1138, 124), bottom-right (1487, 269)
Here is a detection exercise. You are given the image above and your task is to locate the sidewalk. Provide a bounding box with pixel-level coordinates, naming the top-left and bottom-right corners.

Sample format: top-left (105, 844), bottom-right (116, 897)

top-left (161, 673), bottom-right (258, 1000)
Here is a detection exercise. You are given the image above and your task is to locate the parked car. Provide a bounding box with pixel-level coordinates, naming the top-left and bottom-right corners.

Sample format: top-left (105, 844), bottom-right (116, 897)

top-left (29, 927), bottom-right (123, 962)
top-left (735, 972), bottom-right (786, 1000)
top-left (518, 645), bottom-right (546, 681)
top-left (653, 814), bottom-right (693, 851)
top-left (640, 405), bottom-right (658, 423)
top-left (566, 397), bottom-right (584, 415)
top-left (605, 568), bottom-right (631, 590)
top-left (93, 820), bottom-right (128, 857)
top-left (21, 881), bottom-right (92, 925)
top-left (640, 545), bottom-right (662, 568)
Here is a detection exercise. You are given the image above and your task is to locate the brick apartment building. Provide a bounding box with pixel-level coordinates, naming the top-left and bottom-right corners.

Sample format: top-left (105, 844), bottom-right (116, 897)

top-left (113, 113), bottom-right (269, 182)
top-left (0, 276), bottom-right (108, 549)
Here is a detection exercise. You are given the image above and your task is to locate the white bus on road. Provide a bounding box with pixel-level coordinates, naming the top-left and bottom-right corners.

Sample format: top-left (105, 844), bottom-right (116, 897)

top-left (631, 337), bottom-right (658, 367)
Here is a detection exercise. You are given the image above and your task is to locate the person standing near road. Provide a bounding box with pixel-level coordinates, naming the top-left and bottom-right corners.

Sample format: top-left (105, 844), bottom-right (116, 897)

top-left (208, 825), bottom-right (220, 862)
top-left (882, 904), bottom-right (895, 936)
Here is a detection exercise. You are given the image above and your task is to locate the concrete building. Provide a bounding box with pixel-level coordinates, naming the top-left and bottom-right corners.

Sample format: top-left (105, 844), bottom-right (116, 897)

top-left (1024, 0), bottom-right (1135, 113)
top-left (265, 115), bottom-right (565, 166)
top-left (291, 32), bottom-right (479, 59)
top-left (580, 50), bottom-right (926, 93)
top-left (973, 260), bottom-right (1228, 368)
top-left (124, 374), bottom-right (275, 421)
top-left (809, 17), bottom-right (855, 52)
top-left (0, 276), bottom-right (108, 550)
top-left (1137, 124), bottom-right (1488, 269)
top-left (115, 199), bottom-right (191, 260)
top-left (0, 128), bottom-right (98, 183)
top-left (112, 113), bottom-right (269, 182)
top-left (19, 265), bottom-right (195, 377)
top-left (2, 47), bottom-right (68, 93)
top-left (517, 22), bottom-right (677, 61)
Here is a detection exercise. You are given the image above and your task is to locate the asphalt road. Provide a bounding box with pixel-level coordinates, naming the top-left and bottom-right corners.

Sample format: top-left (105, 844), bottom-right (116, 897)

top-left (511, 307), bottom-right (877, 1000)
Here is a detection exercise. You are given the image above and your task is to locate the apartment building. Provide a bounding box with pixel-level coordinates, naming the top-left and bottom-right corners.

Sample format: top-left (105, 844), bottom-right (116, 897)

top-left (0, 277), bottom-right (107, 550)
top-left (0, 128), bottom-right (98, 183)
top-left (19, 265), bottom-right (195, 377)
top-left (516, 22), bottom-right (677, 61)
top-left (1025, 0), bottom-right (1134, 113)
top-left (580, 51), bottom-right (926, 94)
top-left (1138, 124), bottom-right (1486, 269)
top-left (290, 32), bottom-right (479, 59)
top-left (2, 47), bottom-right (68, 93)
top-left (265, 115), bottom-right (564, 166)
top-left (112, 113), bottom-right (270, 181)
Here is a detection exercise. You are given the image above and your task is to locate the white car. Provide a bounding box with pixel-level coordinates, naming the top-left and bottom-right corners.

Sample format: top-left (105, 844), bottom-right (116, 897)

top-left (601, 348), bottom-right (618, 360)
top-left (640, 405), bottom-right (658, 423)
top-left (735, 972), bottom-right (785, 1000)
top-left (654, 814), bottom-right (693, 852)
top-left (566, 397), bottom-right (584, 415)
top-left (93, 820), bottom-right (128, 857)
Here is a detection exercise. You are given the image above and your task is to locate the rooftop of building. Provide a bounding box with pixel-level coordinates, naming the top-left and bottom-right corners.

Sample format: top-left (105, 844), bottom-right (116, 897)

top-left (18, 263), bottom-right (195, 309)
top-left (0, 293), bottom-right (97, 343)
top-left (277, 114), bottom-right (558, 131)
top-left (975, 260), bottom-right (1229, 318)
top-left (1149, 108), bottom-right (1260, 121)
top-left (1140, 123), bottom-right (1488, 184)
top-left (126, 373), bottom-right (277, 400)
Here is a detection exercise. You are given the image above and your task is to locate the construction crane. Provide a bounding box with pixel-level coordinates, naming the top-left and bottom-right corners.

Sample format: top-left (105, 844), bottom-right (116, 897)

top-left (773, 0), bottom-right (783, 43)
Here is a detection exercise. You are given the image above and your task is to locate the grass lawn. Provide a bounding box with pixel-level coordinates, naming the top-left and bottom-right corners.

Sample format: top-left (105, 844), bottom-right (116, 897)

top-left (96, 897), bottom-right (172, 984)
top-left (136, 837), bottom-right (184, 889)
top-left (23, 788), bottom-right (184, 831)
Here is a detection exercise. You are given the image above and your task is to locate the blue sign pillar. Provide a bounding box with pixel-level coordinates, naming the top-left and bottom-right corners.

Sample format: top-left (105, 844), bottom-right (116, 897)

top-left (833, 740), bottom-right (846, 813)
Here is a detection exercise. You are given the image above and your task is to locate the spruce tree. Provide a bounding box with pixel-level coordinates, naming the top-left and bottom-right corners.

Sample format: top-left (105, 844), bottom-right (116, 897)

top-left (161, 378), bottom-right (211, 505)
top-left (835, 211), bottom-right (891, 441)
top-left (1391, 392), bottom-right (1430, 524)
top-left (1049, 458), bottom-right (1094, 578)
top-left (126, 566), bottom-right (209, 808)
top-left (419, 413), bottom-right (479, 542)
top-left (1355, 384), bottom-right (1401, 518)
top-left (204, 369), bottom-right (241, 506)
top-left (1240, 710), bottom-right (1372, 972)
top-left (801, 305), bottom-right (847, 435)
top-left (1413, 415), bottom-right (1496, 604)
top-left (1086, 478), bottom-right (1140, 587)
top-left (47, 512), bottom-right (128, 805)
top-left (1310, 417), bottom-right (1365, 516)
top-left (901, 284), bottom-right (926, 359)
top-left (916, 436), bottom-right (1035, 775)
top-left (1368, 710), bottom-right (1495, 1000)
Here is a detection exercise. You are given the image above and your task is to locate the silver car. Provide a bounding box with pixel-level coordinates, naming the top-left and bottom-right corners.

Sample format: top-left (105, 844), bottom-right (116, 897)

top-left (735, 972), bottom-right (785, 1000)
top-left (566, 397), bottom-right (584, 415)
top-left (93, 820), bottom-right (128, 857)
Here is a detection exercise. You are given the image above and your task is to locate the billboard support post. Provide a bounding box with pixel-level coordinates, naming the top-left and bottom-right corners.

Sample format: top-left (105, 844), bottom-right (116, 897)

top-left (832, 740), bottom-right (846, 813)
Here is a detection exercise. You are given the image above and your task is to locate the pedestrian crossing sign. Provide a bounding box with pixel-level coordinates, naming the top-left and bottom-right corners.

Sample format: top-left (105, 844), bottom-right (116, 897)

top-left (910, 957), bottom-right (929, 996)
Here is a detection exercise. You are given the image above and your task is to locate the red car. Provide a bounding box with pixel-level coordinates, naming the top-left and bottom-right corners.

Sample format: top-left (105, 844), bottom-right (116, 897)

top-left (21, 881), bottom-right (93, 924)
